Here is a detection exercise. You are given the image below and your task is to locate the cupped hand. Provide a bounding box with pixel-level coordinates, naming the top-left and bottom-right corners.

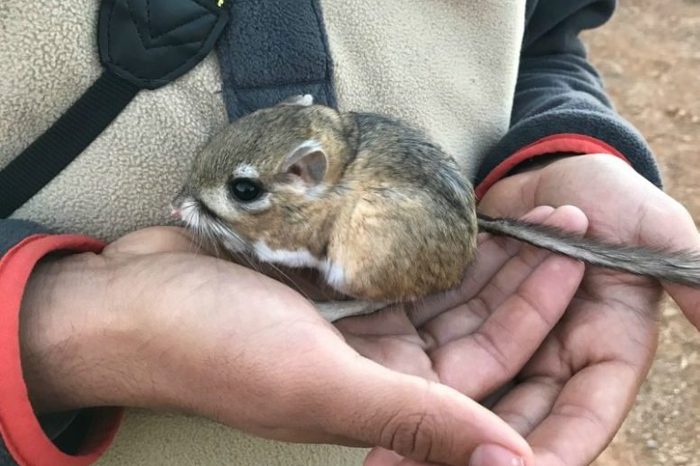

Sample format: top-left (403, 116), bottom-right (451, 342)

top-left (475, 154), bottom-right (700, 465)
top-left (333, 205), bottom-right (589, 466)
top-left (18, 226), bottom-right (534, 466)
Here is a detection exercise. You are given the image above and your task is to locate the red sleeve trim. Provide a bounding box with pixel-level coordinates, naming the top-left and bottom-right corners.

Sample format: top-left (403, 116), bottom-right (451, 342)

top-left (0, 234), bottom-right (123, 466)
top-left (474, 133), bottom-right (632, 199)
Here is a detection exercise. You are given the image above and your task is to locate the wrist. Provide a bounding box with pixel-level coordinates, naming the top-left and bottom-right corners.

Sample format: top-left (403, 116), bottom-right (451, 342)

top-left (19, 252), bottom-right (140, 413)
top-left (475, 131), bottom-right (635, 200)
top-left (505, 152), bottom-right (579, 175)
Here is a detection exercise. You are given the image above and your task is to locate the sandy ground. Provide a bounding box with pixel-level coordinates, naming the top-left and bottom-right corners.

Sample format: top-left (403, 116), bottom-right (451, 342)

top-left (582, 1), bottom-right (700, 465)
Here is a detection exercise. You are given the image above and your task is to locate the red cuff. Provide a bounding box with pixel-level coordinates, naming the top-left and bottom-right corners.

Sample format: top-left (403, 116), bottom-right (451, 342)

top-left (0, 234), bottom-right (122, 466)
top-left (475, 133), bottom-right (631, 199)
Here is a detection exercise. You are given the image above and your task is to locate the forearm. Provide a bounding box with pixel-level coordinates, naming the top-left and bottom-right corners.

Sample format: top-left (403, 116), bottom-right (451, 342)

top-left (0, 221), bottom-right (121, 466)
top-left (20, 252), bottom-right (112, 413)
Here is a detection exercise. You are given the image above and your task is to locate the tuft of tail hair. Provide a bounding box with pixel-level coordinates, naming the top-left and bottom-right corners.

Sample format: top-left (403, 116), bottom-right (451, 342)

top-left (477, 214), bottom-right (700, 288)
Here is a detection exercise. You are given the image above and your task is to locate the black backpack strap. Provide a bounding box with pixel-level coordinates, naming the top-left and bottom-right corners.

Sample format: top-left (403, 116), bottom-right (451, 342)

top-left (0, 0), bottom-right (230, 218)
top-left (0, 72), bottom-right (138, 218)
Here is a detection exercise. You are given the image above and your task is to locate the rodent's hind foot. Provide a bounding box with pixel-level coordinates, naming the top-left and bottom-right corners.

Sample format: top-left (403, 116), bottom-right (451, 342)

top-left (315, 300), bottom-right (387, 322)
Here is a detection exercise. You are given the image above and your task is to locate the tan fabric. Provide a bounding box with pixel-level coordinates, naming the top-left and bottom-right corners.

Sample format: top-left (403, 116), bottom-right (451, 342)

top-left (0, 0), bottom-right (228, 241)
top-left (1, 0), bottom-right (524, 464)
top-left (322, 0), bottom-right (526, 178)
top-left (98, 411), bottom-right (366, 466)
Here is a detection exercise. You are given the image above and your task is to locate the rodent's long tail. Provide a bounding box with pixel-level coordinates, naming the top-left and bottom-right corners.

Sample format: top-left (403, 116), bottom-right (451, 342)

top-left (477, 214), bottom-right (700, 288)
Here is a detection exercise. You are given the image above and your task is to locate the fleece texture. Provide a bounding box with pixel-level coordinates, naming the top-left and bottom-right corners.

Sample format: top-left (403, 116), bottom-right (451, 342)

top-left (320, 0), bottom-right (527, 178)
top-left (0, 0), bottom-right (228, 242)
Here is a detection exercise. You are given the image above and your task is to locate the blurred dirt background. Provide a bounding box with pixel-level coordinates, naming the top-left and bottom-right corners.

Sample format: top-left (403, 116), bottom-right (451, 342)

top-left (583, 1), bottom-right (700, 465)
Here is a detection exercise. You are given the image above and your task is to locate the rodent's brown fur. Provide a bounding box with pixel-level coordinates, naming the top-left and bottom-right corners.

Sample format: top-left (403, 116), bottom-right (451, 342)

top-left (177, 100), bottom-right (478, 301)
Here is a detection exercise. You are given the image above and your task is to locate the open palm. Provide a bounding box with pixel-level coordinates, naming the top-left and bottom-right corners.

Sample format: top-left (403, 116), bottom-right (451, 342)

top-left (474, 154), bottom-right (700, 466)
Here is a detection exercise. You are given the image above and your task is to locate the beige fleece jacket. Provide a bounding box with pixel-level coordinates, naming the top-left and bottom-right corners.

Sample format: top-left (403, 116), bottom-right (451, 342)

top-left (0, 0), bottom-right (525, 464)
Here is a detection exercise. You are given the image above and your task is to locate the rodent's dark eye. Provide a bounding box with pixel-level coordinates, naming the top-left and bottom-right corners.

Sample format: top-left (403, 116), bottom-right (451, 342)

top-left (228, 178), bottom-right (264, 202)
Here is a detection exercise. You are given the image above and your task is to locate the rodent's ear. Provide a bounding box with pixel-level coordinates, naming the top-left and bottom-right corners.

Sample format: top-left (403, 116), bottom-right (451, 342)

top-left (281, 141), bottom-right (328, 186)
top-left (277, 94), bottom-right (314, 107)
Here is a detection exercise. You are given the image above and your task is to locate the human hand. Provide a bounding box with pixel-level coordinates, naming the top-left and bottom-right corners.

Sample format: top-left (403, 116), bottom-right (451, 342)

top-left (332, 205), bottom-right (588, 466)
top-left (18, 226), bottom-right (534, 466)
top-left (475, 154), bottom-right (700, 465)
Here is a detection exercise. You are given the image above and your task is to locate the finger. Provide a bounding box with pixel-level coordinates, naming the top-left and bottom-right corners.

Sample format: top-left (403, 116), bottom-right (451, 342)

top-left (422, 206), bottom-right (586, 341)
top-left (364, 443), bottom-right (533, 466)
top-left (336, 308), bottom-right (438, 382)
top-left (409, 206), bottom-right (558, 327)
top-left (496, 362), bottom-right (638, 466)
top-left (313, 354), bottom-right (534, 466)
top-left (342, 332), bottom-right (439, 382)
top-left (665, 282), bottom-right (700, 331)
top-left (641, 200), bottom-right (700, 330)
top-left (490, 377), bottom-right (563, 436)
top-left (102, 226), bottom-right (200, 256)
top-left (425, 207), bottom-right (587, 397)
top-left (336, 304), bottom-right (418, 337)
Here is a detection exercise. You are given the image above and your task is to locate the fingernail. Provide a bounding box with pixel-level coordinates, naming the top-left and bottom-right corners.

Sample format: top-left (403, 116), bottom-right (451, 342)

top-left (469, 444), bottom-right (524, 466)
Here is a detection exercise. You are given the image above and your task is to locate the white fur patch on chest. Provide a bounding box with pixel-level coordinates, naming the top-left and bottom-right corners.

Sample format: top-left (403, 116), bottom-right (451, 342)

top-left (253, 241), bottom-right (320, 267)
top-left (252, 241), bottom-right (347, 291)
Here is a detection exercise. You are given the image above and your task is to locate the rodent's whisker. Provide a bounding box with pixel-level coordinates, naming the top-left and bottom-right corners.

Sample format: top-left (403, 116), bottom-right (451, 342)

top-left (204, 220), bottom-right (315, 301)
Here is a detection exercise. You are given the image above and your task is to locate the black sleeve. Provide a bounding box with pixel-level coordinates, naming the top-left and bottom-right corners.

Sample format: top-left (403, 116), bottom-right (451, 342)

top-left (475, 0), bottom-right (662, 188)
top-left (0, 219), bottom-right (50, 253)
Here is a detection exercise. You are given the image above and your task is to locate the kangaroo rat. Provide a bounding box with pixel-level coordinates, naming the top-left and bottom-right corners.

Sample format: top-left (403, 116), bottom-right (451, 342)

top-left (173, 95), bottom-right (700, 321)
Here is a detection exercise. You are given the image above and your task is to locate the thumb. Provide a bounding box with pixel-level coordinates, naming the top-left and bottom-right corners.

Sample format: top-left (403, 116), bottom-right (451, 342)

top-left (102, 226), bottom-right (201, 257)
top-left (658, 222), bottom-right (700, 331)
top-left (664, 283), bottom-right (700, 331)
top-left (316, 355), bottom-right (533, 466)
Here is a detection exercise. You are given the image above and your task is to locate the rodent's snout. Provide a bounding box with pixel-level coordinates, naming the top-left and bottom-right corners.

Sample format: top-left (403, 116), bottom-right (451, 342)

top-left (170, 205), bottom-right (182, 220)
top-left (171, 187), bottom-right (194, 221)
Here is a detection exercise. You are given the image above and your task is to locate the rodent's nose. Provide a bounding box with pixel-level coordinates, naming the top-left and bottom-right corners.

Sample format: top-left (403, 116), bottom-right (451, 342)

top-left (171, 186), bottom-right (193, 220)
top-left (170, 197), bottom-right (188, 220)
